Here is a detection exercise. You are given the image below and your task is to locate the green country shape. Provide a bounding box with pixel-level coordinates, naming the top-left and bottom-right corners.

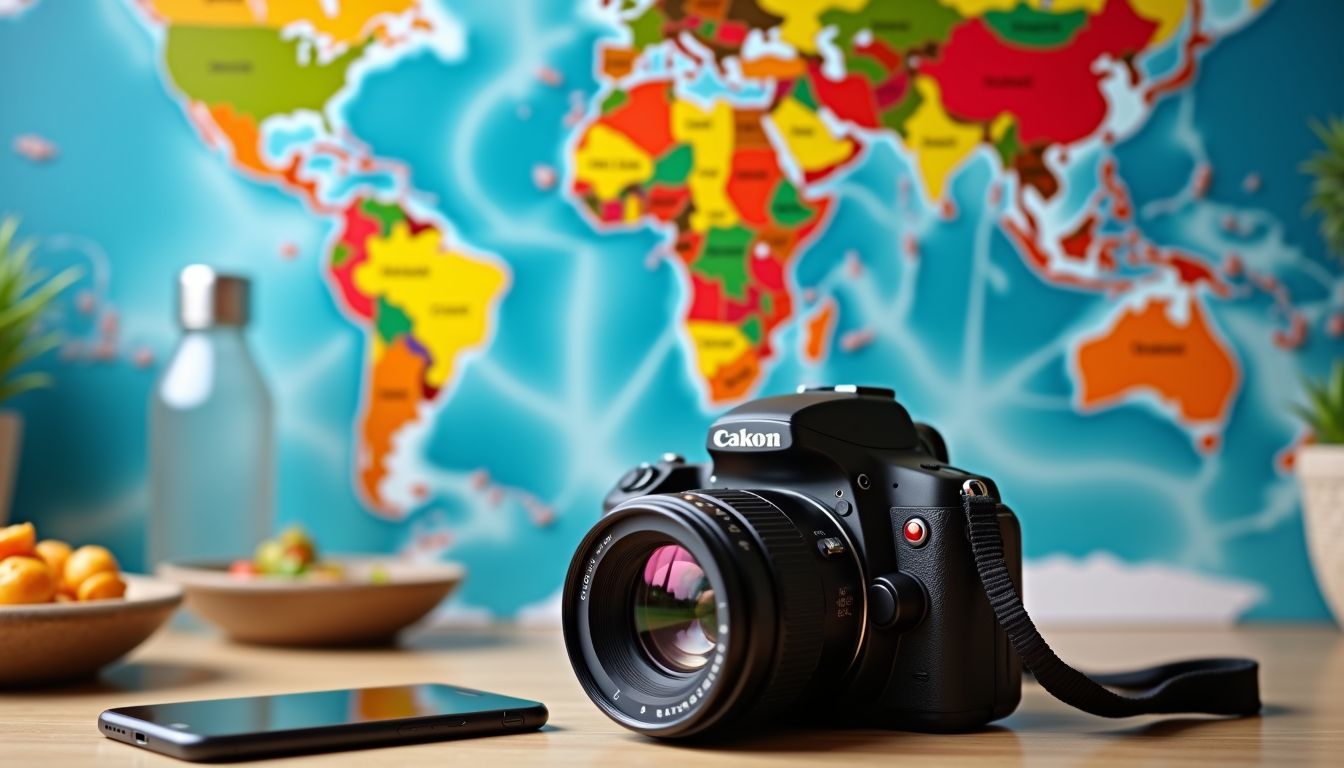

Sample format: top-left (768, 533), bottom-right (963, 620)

top-left (651, 144), bottom-right (693, 185)
top-left (600, 89), bottom-right (629, 115)
top-left (984, 4), bottom-right (1087, 48)
top-left (696, 226), bottom-right (754, 299)
top-left (375, 296), bottom-right (413, 343)
top-left (792, 75), bottom-right (820, 111)
top-left (845, 50), bottom-right (892, 84)
top-left (164, 25), bottom-right (366, 122)
top-left (330, 242), bottom-right (351, 268)
top-left (880, 81), bottom-right (924, 137)
top-left (822, 0), bottom-right (962, 53)
top-left (360, 199), bottom-right (407, 236)
top-left (994, 119), bottom-right (1021, 166)
top-left (630, 5), bottom-right (666, 49)
top-left (741, 315), bottom-right (762, 345)
top-left (769, 180), bottom-right (814, 227)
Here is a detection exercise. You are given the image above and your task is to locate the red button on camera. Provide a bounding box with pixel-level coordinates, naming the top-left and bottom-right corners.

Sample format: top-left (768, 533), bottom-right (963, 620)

top-left (903, 518), bottom-right (928, 547)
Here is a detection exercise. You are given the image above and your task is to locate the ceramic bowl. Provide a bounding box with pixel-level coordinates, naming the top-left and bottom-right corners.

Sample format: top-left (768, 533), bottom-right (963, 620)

top-left (0, 574), bottom-right (183, 686)
top-left (159, 557), bottom-right (464, 646)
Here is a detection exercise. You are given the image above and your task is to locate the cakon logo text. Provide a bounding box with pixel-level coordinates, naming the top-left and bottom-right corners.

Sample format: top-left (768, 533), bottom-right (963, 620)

top-left (712, 428), bottom-right (783, 449)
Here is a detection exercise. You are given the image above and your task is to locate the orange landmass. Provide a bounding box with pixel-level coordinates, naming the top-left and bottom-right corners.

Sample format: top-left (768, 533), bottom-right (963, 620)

top-left (601, 46), bottom-right (637, 78)
top-left (206, 102), bottom-right (323, 208)
top-left (708, 349), bottom-right (760, 402)
top-left (1076, 295), bottom-right (1239, 424)
top-left (803, 299), bottom-right (836, 362)
top-left (741, 56), bottom-right (806, 79)
top-left (359, 337), bottom-right (428, 513)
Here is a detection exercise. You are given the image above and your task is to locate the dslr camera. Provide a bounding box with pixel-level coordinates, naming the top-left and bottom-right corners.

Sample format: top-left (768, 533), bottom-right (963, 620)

top-left (562, 385), bottom-right (1022, 738)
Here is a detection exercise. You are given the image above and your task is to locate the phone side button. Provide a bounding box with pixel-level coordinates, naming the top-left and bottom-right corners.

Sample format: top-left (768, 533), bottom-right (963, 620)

top-left (501, 713), bottom-right (525, 726)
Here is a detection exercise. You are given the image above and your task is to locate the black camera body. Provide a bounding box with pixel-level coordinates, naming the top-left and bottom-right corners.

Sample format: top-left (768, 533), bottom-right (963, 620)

top-left (564, 386), bottom-right (1022, 738)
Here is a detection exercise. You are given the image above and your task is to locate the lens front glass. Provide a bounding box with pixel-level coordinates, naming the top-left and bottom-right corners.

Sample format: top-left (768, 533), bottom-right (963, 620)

top-left (633, 544), bottom-right (718, 674)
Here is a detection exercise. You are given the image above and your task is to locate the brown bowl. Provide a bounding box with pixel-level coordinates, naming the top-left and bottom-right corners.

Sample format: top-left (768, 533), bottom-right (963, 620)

top-left (159, 557), bottom-right (464, 647)
top-left (0, 574), bottom-right (183, 687)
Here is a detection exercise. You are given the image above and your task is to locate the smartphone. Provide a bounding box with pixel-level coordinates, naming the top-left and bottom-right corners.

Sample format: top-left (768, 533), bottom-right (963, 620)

top-left (99, 683), bottom-right (547, 762)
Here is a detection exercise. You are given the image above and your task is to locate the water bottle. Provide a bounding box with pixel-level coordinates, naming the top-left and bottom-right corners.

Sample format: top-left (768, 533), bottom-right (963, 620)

top-left (148, 265), bottom-right (273, 568)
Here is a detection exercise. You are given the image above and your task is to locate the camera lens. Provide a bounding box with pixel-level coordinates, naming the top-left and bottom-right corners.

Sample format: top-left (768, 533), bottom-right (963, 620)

top-left (634, 545), bottom-right (717, 673)
top-left (563, 489), bottom-right (863, 738)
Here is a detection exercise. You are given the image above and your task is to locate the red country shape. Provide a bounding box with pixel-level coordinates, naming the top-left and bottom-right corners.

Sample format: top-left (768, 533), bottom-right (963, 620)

top-left (806, 60), bottom-right (881, 129)
top-left (687, 273), bottom-right (725, 320)
top-left (727, 148), bottom-right (783, 226)
top-left (599, 80), bottom-right (675, 156)
top-left (920, 0), bottom-right (1158, 145)
top-left (329, 200), bottom-right (381, 320)
top-left (749, 248), bottom-right (787, 292)
top-left (723, 289), bottom-right (755, 324)
top-left (1061, 214), bottom-right (1097, 260)
top-left (646, 184), bottom-right (692, 222)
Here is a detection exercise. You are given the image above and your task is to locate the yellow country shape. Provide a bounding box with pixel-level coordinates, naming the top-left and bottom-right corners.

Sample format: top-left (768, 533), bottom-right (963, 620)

top-left (672, 99), bottom-right (738, 232)
top-left (903, 76), bottom-right (982, 203)
top-left (758, 0), bottom-right (867, 53)
top-left (354, 221), bottom-right (508, 388)
top-left (687, 321), bottom-right (751, 379)
top-left (574, 123), bottom-right (656, 202)
top-left (771, 96), bottom-right (857, 175)
top-left (147, 0), bottom-right (417, 45)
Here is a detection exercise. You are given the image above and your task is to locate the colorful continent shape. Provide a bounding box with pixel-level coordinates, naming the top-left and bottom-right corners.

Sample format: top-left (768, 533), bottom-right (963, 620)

top-left (328, 199), bottom-right (508, 514)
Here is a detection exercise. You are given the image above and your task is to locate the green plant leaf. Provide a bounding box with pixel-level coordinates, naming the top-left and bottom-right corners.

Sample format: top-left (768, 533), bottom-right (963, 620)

top-left (0, 371), bottom-right (52, 402)
top-left (0, 219), bottom-right (81, 404)
top-left (1297, 362), bottom-right (1344, 444)
top-left (1304, 117), bottom-right (1344, 259)
top-left (1332, 361), bottom-right (1344, 412)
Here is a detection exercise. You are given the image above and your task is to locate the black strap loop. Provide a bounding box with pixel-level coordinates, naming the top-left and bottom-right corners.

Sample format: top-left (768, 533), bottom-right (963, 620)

top-left (962, 492), bottom-right (1261, 718)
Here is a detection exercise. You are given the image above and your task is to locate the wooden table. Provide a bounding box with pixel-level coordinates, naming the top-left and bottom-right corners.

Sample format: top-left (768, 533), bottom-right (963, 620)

top-left (2, 625), bottom-right (1340, 765)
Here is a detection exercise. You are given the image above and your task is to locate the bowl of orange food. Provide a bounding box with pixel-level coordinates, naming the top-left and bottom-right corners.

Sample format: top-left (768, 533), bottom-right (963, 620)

top-left (0, 522), bottom-right (182, 686)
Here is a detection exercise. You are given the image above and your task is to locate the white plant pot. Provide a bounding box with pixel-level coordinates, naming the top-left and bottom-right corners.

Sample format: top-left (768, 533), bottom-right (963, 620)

top-left (0, 411), bottom-right (21, 526)
top-left (1299, 444), bottom-right (1344, 629)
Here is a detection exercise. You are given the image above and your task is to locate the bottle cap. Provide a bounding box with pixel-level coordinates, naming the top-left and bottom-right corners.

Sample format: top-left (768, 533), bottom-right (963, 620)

top-left (177, 265), bottom-right (250, 329)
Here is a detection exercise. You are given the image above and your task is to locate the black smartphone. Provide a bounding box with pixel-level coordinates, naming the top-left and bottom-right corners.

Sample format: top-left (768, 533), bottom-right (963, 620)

top-left (98, 683), bottom-right (547, 762)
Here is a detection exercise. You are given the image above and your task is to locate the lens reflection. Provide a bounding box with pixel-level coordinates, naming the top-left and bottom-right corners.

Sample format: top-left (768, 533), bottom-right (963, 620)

top-left (634, 545), bottom-right (717, 674)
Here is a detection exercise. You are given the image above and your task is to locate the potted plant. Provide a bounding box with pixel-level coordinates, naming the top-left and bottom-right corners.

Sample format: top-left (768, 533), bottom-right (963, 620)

top-left (1298, 117), bottom-right (1344, 626)
top-left (0, 217), bottom-right (80, 524)
top-left (1296, 363), bottom-right (1344, 626)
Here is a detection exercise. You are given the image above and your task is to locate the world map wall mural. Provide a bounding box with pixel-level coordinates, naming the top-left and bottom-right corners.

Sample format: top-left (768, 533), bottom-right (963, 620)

top-left (2, 0), bottom-right (1341, 621)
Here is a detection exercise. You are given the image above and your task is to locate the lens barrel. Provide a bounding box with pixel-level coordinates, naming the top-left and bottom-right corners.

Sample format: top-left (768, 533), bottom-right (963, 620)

top-left (562, 489), bottom-right (863, 738)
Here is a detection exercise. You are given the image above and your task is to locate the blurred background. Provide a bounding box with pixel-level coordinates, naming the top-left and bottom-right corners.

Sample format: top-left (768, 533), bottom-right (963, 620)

top-left (1, 0), bottom-right (1342, 623)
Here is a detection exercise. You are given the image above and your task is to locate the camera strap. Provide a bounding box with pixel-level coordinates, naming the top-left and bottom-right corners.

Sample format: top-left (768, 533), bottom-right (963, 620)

top-left (961, 490), bottom-right (1262, 718)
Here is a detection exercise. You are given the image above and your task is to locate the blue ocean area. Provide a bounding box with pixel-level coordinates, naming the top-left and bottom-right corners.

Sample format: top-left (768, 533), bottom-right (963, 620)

top-left (0, 0), bottom-right (1340, 619)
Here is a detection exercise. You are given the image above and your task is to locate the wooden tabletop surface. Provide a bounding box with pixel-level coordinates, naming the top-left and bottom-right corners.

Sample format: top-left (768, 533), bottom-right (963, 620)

top-left (1, 624), bottom-right (1340, 766)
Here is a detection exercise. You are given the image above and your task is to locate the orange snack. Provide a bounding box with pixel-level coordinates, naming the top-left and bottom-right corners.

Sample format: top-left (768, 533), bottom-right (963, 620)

top-left (62, 545), bottom-right (119, 595)
top-left (34, 539), bottom-right (72, 581)
top-left (76, 571), bottom-right (127, 601)
top-left (0, 522), bottom-right (37, 559)
top-left (0, 556), bottom-right (57, 604)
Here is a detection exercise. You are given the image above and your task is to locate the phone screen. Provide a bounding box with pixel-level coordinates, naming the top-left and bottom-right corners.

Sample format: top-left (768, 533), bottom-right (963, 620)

top-left (112, 684), bottom-right (535, 737)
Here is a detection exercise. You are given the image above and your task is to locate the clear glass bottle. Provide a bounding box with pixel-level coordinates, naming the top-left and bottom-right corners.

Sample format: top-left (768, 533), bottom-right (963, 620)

top-left (148, 265), bottom-right (273, 568)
